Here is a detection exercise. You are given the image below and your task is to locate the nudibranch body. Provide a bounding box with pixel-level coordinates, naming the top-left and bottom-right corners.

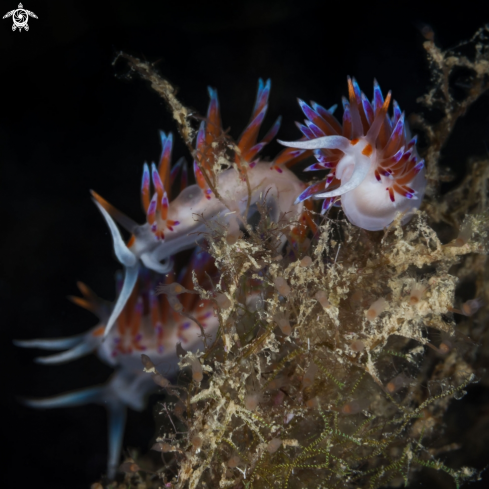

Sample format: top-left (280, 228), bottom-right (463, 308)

top-left (280, 78), bottom-right (426, 231)
top-left (16, 80), bottom-right (309, 478)
top-left (93, 80), bottom-right (306, 340)
top-left (16, 248), bottom-right (219, 478)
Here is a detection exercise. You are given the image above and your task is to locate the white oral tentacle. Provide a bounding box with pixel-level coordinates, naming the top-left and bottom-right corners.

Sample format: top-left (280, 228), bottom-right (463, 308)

top-left (34, 337), bottom-right (100, 365)
top-left (140, 251), bottom-right (172, 274)
top-left (103, 264), bottom-right (139, 339)
top-left (93, 199), bottom-right (141, 339)
top-left (313, 155), bottom-right (371, 199)
top-left (280, 135), bottom-right (373, 200)
top-left (93, 200), bottom-right (137, 268)
top-left (278, 135), bottom-right (351, 151)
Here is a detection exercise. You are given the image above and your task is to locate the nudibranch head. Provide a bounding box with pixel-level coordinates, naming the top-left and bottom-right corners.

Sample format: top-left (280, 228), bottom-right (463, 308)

top-left (279, 78), bottom-right (426, 231)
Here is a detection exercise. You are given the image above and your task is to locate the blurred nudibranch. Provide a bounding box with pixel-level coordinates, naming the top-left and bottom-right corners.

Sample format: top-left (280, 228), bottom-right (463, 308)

top-left (279, 77), bottom-right (426, 230)
top-left (16, 247), bottom-right (219, 479)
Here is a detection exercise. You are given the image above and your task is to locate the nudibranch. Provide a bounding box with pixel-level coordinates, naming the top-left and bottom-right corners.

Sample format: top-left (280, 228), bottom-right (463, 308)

top-left (92, 79), bottom-right (306, 340)
top-left (16, 248), bottom-right (219, 479)
top-left (279, 78), bottom-right (426, 231)
top-left (16, 80), bottom-right (308, 478)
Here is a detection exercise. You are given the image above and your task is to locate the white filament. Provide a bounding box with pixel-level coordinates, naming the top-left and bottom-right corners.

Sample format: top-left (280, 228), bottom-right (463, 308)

top-left (313, 154), bottom-right (371, 199)
top-left (103, 264), bottom-right (139, 339)
top-left (280, 135), bottom-right (373, 199)
top-left (278, 135), bottom-right (350, 151)
top-left (93, 200), bottom-right (137, 268)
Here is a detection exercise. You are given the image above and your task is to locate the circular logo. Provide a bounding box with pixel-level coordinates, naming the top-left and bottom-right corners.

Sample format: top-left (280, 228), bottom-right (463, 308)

top-left (12, 8), bottom-right (28, 31)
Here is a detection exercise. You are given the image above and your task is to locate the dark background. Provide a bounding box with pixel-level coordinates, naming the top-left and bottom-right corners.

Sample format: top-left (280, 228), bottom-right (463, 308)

top-left (2, 1), bottom-right (489, 488)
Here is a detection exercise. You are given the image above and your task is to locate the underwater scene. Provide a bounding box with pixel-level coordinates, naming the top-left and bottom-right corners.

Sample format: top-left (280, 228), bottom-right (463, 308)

top-left (3, 2), bottom-right (489, 488)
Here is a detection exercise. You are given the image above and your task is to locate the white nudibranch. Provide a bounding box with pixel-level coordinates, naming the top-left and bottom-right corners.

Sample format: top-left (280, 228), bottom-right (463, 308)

top-left (279, 77), bottom-right (426, 231)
